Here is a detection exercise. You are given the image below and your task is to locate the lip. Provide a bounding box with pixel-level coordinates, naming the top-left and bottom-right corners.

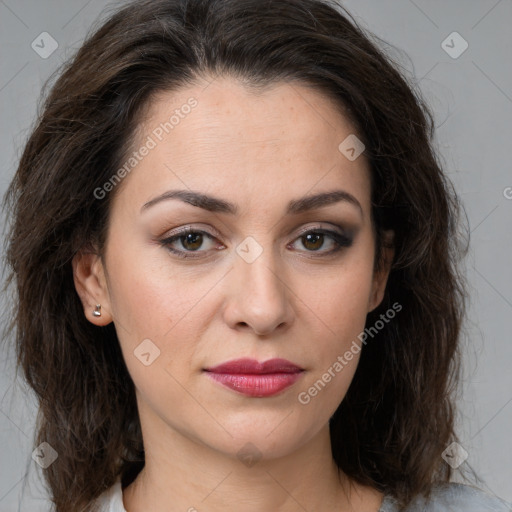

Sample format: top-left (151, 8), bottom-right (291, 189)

top-left (204, 358), bottom-right (304, 397)
top-left (205, 358), bottom-right (303, 374)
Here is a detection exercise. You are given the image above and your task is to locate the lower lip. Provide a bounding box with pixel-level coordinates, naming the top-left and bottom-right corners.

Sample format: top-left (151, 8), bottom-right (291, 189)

top-left (205, 372), bottom-right (303, 397)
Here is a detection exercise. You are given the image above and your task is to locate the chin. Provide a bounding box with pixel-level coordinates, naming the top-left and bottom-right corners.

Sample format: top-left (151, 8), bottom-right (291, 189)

top-left (197, 419), bottom-right (316, 462)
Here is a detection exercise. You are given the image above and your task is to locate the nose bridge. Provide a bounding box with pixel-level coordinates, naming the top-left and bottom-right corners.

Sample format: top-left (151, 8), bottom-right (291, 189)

top-left (237, 234), bottom-right (286, 302)
top-left (225, 234), bottom-right (293, 334)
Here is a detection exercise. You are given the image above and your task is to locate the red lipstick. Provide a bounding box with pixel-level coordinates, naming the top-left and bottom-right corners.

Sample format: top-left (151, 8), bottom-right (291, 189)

top-left (204, 358), bottom-right (304, 397)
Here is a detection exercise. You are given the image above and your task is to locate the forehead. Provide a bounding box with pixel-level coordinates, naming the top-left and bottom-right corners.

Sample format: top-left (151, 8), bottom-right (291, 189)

top-left (142, 75), bottom-right (356, 149)
top-left (113, 76), bottom-right (371, 215)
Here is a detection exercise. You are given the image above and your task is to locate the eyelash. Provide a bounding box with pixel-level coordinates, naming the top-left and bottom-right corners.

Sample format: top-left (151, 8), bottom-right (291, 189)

top-left (159, 225), bottom-right (353, 260)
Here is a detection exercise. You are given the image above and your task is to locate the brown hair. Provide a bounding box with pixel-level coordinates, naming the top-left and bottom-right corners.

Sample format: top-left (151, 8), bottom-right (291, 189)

top-left (2, 0), bottom-right (476, 510)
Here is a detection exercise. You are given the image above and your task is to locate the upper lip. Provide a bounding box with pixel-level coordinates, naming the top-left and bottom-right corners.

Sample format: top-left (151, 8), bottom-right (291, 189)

top-left (204, 358), bottom-right (303, 374)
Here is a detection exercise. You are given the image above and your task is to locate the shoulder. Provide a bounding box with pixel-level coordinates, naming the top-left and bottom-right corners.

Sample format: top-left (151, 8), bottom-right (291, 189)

top-left (380, 482), bottom-right (511, 512)
top-left (89, 477), bottom-right (126, 512)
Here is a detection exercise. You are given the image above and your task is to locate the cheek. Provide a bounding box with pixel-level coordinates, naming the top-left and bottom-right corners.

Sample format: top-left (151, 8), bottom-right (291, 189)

top-left (104, 236), bottom-right (218, 378)
top-left (295, 248), bottom-right (375, 394)
top-left (302, 254), bottom-right (375, 342)
top-left (105, 233), bottom-right (193, 336)
top-left (293, 269), bottom-right (372, 418)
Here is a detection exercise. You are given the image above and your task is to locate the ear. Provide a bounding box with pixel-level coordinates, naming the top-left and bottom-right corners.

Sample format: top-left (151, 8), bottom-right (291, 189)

top-left (368, 229), bottom-right (395, 312)
top-left (72, 248), bottom-right (113, 326)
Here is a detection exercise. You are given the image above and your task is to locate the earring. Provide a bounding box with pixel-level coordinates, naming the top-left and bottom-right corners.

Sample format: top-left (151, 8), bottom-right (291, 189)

top-left (93, 304), bottom-right (102, 317)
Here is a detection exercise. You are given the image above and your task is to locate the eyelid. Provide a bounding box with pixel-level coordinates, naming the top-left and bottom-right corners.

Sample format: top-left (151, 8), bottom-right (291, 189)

top-left (161, 223), bottom-right (223, 240)
top-left (293, 222), bottom-right (348, 237)
top-left (159, 221), bottom-right (354, 261)
top-left (161, 222), bottom-right (349, 242)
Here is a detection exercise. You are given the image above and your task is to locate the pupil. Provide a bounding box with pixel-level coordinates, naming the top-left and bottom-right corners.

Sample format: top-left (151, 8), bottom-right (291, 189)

top-left (183, 233), bottom-right (202, 250)
top-left (179, 232), bottom-right (325, 252)
top-left (304, 233), bottom-right (323, 250)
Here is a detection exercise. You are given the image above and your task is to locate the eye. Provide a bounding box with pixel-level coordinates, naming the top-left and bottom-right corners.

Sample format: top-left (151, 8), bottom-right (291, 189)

top-left (288, 228), bottom-right (353, 257)
top-left (160, 227), bottom-right (221, 259)
top-left (159, 225), bottom-right (353, 260)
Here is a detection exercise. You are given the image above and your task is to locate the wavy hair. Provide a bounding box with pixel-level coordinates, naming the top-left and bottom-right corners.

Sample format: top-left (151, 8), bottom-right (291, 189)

top-left (2, 0), bottom-right (474, 510)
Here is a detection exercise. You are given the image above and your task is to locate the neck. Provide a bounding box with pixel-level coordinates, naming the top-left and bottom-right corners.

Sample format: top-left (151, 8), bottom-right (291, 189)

top-left (122, 400), bottom-right (384, 512)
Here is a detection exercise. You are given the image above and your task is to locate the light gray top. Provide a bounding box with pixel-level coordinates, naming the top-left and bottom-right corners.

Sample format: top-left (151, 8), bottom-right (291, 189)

top-left (92, 477), bottom-right (511, 512)
top-left (378, 482), bottom-right (511, 511)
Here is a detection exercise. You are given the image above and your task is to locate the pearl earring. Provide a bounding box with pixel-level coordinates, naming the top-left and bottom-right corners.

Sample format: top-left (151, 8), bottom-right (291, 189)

top-left (93, 304), bottom-right (102, 317)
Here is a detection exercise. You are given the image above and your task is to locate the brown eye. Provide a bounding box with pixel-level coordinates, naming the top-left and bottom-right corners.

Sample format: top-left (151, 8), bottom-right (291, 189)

top-left (180, 232), bottom-right (204, 251)
top-left (289, 229), bottom-right (353, 257)
top-left (301, 232), bottom-right (325, 251)
top-left (160, 228), bottom-right (219, 259)
top-left (160, 226), bottom-right (352, 260)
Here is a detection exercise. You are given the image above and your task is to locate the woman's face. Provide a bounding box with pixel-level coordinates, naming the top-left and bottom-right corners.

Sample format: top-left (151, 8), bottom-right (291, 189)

top-left (74, 76), bottom-right (393, 461)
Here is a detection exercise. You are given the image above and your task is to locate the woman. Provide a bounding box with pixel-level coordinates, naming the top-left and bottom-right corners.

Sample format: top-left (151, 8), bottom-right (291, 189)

top-left (2, 0), bottom-right (509, 511)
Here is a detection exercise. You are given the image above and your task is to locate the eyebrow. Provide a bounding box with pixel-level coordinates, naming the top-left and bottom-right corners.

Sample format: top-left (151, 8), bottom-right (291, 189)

top-left (141, 189), bottom-right (363, 217)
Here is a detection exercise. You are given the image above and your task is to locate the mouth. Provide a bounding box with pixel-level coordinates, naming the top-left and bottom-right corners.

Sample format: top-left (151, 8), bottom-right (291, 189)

top-left (203, 358), bottom-right (305, 397)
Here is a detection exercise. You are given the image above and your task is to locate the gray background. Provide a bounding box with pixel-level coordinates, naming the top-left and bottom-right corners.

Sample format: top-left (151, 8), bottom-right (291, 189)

top-left (0, 0), bottom-right (511, 510)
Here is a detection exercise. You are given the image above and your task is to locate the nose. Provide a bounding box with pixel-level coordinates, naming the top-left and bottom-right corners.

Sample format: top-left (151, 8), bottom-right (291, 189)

top-left (222, 244), bottom-right (294, 336)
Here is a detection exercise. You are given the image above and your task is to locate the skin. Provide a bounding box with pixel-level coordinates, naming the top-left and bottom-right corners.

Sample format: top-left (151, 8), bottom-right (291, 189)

top-left (73, 75), bottom-right (394, 512)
